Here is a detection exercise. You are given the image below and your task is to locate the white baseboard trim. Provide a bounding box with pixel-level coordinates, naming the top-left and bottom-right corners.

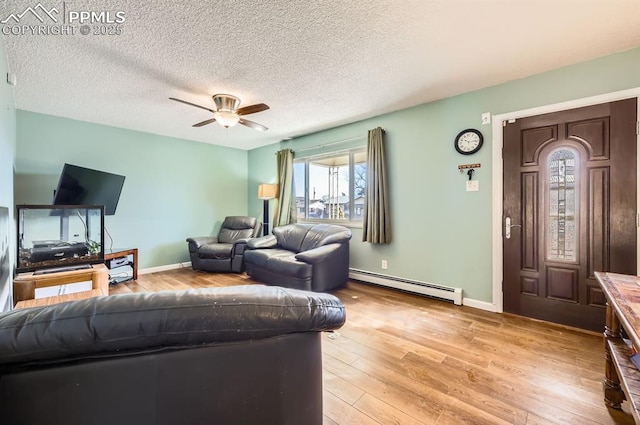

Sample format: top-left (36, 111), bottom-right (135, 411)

top-left (462, 297), bottom-right (500, 312)
top-left (139, 261), bottom-right (191, 275)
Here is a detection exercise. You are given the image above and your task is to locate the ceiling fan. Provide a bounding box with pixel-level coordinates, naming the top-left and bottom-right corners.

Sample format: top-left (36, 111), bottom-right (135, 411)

top-left (169, 94), bottom-right (269, 131)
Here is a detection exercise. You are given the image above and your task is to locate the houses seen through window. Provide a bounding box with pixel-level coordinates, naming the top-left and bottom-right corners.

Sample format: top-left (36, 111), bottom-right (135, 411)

top-left (294, 148), bottom-right (366, 223)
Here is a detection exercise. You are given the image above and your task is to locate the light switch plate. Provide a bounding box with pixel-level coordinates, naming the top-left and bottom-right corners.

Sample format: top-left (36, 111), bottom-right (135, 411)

top-left (481, 112), bottom-right (491, 125)
top-left (466, 180), bottom-right (479, 191)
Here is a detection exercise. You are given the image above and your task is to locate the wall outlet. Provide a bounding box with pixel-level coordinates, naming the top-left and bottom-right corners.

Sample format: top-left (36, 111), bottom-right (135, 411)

top-left (381, 260), bottom-right (388, 270)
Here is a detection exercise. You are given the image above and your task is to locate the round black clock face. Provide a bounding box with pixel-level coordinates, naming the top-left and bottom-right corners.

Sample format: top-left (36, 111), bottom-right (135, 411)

top-left (454, 129), bottom-right (483, 155)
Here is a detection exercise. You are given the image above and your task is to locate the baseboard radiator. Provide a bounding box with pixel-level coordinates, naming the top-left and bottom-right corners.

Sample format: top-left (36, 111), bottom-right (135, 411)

top-left (348, 269), bottom-right (463, 306)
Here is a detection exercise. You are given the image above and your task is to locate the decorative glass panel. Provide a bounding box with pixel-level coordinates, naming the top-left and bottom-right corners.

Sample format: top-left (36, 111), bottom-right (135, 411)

top-left (547, 149), bottom-right (577, 261)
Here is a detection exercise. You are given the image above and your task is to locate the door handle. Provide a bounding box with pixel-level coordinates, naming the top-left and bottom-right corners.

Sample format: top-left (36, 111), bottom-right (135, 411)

top-left (505, 217), bottom-right (521, 239)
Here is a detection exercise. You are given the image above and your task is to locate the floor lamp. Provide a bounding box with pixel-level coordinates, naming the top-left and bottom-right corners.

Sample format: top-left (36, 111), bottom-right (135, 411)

top-left (258, 184), bottom-right (278, 236)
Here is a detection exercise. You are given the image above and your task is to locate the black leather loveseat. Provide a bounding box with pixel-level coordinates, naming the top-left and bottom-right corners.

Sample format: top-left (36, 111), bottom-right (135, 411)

top-left (0, 285), bottom-right (346, 425)
top-left (244, 223), bottom-right (352, 292)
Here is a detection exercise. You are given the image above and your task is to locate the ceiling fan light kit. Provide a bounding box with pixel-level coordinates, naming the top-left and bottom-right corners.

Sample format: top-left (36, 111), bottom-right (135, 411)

top-left (213, 110), bottom-right (240, 128)
top-left (169, 93), bottom-right (270, 131)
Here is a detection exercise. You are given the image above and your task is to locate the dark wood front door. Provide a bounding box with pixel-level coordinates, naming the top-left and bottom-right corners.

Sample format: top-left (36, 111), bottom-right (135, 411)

top-left (503, 98), bottom-right (637, 331)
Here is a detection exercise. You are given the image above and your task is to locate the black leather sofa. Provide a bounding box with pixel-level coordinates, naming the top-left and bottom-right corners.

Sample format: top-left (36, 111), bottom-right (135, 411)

top-left (244, 223), bottom-right (352, 292)
top-left (0, 285), bottom-right (346, 425)
top-left (187, 216), bottom-right (261, 272)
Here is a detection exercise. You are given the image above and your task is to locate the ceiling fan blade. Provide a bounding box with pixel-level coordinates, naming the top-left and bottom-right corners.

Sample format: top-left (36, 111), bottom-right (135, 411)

top-left (236, 103), bottom-right (270, 116)
top-left (169, 97), bottom-right (215, 113)
top-left (239, 118), bottom-right (268, 132)
top-left (193, 118), bottom-right (217, 127)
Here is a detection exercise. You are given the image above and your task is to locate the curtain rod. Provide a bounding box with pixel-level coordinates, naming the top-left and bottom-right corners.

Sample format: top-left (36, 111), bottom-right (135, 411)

top-left (287, 128), bottom-right (385, 154)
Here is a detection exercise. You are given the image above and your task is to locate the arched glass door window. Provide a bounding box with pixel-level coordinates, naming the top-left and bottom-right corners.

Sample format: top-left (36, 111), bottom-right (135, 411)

top-left (547, 148), bottom-right (579, 262)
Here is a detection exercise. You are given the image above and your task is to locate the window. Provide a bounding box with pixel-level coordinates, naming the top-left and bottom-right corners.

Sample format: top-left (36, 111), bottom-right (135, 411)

top-left (547, 148), bottom-right (578, 262)
top-left (294, 148), bottom-right (367, 223)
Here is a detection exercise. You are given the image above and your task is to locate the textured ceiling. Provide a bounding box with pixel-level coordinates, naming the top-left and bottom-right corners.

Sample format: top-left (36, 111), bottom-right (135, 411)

top-left (1, 0), bottom-right (640, 150)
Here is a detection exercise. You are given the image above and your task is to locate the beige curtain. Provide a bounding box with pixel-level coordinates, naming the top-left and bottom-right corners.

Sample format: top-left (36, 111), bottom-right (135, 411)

top-left (273, 149), bottom-right (296, 227)
top-left (362, 127), bottom-right (391, 243)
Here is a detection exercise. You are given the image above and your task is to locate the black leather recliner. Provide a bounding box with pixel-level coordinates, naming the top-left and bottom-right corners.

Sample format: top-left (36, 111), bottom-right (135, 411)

top-left (244, 223), bottom-right (352, 292)
top-left (187, 216), bottom-right (261, 272)
top-left (0, 285), bottom-right (346, 425)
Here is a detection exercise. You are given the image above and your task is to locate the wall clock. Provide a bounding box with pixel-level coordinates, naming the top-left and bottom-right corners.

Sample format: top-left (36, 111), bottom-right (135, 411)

top-left (454, 129), bottom-right (483, 155)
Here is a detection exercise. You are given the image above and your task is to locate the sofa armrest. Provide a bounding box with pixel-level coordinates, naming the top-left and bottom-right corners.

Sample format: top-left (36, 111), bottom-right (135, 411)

top-left (295, 243), bottom-right (344, 264)
top-left (186, 236), bottom-right (219, 252)
top-left (247, 235), bottom-right (278, 249)
top-left (232, 238), bottom-right (250, 256)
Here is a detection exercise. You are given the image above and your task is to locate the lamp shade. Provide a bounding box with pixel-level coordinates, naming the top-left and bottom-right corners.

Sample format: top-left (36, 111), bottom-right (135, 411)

top-left (258, 183), bottom-right (278, 200)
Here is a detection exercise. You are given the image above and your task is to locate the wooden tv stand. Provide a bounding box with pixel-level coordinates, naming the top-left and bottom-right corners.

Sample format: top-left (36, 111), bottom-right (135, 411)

top-left (596, 272), bottom-right (640, 423)
top-left (13, 263), bottom-right (109, 308)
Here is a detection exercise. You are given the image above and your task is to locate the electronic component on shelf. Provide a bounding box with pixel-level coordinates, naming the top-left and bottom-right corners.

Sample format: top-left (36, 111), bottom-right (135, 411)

top-left (107, 257), bottom-right (129, 269)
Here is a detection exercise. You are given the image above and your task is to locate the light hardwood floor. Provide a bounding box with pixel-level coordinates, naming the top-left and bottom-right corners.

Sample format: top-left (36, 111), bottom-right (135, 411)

top-left (109, 268), bottom-right (634, 424)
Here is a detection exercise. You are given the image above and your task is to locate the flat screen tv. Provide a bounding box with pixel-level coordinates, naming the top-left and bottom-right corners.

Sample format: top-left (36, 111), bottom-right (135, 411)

top-left (52, 164), bottom-right (125, 215)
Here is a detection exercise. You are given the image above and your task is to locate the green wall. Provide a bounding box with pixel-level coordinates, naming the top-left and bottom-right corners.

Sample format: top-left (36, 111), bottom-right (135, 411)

top-left (15, 111), bottom-right (249, 268)
top-left (247, 47), bottom-right (640, 303)
top-left (248, 142), bottom-right (281, 231)
top-left (0, 39), bottom-right (16, 312)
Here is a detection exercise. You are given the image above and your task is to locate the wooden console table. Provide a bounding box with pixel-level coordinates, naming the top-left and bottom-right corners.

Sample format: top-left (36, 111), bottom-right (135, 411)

top-left (596, 271), bottom-right (640, 423)
top-left (104, 248), bottom-right (138, 280)
top-left (13, 263), bottom-right (109, 308)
